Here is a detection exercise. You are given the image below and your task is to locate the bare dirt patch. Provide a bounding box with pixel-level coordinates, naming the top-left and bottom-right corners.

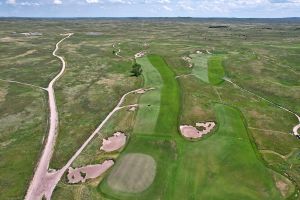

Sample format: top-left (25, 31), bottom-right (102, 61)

top-left (107, 153), bottom-right (156, 193)
top-left (100, 132), bottom-right (126, 152)
top-left (180, 122), bottom-right (215, 139)
top-left (135, 51), bottom-right (146, 59)
top-left (0, 86), bottom-right (8, 104)
top-left (182, 56), bottom-right (193, 68)
top-left (67, 160), bottom-right (114, 184)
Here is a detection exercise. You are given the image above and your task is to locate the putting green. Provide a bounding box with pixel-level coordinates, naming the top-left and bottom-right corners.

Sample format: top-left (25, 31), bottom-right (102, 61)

top-left (107, 153), bottom-right (156, 193)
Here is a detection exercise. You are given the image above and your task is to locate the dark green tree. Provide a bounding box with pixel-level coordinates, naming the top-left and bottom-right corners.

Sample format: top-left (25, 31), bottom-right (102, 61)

top-left (131, 63), bottom-right (142, 77)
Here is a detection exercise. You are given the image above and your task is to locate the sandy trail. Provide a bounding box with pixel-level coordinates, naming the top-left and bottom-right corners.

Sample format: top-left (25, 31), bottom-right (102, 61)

top-left (223, 77), bottom-right (300, 138)
top-left (28, 87), bottom-right (149, 199)
top-left (0, 78), bottom-right (46, 90)
top-left (25, 33), bottom-right (73, 200)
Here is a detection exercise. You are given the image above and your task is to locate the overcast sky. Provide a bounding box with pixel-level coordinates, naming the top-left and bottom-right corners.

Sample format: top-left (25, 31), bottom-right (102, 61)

top-left (0, 0), bottom-right (300, 17)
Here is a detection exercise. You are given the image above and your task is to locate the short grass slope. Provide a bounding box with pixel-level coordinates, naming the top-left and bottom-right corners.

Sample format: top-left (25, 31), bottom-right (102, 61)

top-left (191, 54), bottom-right (211, 83)
top-left (133, 57), bottom-right (162, 134)
top-left (208, 55), bottom-right (225, 85)
top-left (148, 55), bottom-right (180, 134)
top-left (173, 104), bottom-right (282, 200)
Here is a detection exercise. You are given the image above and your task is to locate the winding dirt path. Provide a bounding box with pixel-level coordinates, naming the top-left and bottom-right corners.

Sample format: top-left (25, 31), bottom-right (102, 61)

top-left (0, 78), bottom-right (46, 91)
top-left (25, 33), bottom-right (73, 200)
top-left (223, 77), bottom-right (300, 136)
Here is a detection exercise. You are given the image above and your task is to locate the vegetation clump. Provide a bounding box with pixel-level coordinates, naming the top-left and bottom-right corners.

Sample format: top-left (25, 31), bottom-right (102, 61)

top-left (131, 63), bottom-right (143, 77)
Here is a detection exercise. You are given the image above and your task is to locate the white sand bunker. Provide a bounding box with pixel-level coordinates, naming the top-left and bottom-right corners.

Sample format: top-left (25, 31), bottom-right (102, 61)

top-left (180, 122), bottom-right (215, 139)
top-left (135, 51), bottom-right (146, 58)
top-left (67, 160), bottom-right (114, 184)
top-left (100, 132), bottom-right (127, 152)
top-left (182, 56), bottom-right (193, 68)
top-left (129, 106), bottom-right (138, 112)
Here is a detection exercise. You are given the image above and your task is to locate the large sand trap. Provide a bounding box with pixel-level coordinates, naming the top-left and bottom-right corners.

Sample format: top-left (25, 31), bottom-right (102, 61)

top-left (100, 132), bottom-right (126, 152)
top-left (180, 122), bottom-right (215, 139)
top-left (67, 160), bottom-right (114, 184)
top-left (107, 153), bottom-right (156, 193)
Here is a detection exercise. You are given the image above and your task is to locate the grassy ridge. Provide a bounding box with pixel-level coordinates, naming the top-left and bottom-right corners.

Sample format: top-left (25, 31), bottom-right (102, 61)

top-left (208, 55), bottom-right (225, 85)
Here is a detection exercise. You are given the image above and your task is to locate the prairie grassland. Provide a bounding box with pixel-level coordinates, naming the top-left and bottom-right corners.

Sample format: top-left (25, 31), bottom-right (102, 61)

top-left (0, 19), bottom-right (300, 200)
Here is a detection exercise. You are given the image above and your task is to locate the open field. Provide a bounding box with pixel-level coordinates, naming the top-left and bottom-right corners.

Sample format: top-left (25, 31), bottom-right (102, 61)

top-left (0, 18), bottom-right (299, 200)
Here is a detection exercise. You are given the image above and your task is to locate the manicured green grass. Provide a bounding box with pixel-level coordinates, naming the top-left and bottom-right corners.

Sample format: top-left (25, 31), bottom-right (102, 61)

top-left (99, 55), bottom-right (181, 199)
top-left (148, 55), bottom-right (180, 135)
top-left (208, 55), bottom-right (225, 85)
top-left (99, 137), bottom-right (178, 200)
top-left (133, 57), bottom-right (162, 134)
top-left (191, 54), bottom-right (211, 83)
top-left (173, 104), bottom-right (282, 200)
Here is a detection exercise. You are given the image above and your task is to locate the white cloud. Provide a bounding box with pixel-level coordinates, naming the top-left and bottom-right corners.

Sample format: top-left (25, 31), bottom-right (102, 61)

top-left (163, 5), bottom-right (172, 11)
top-left (53, 0), bottom-right (62, 4)
top-left (108, 0), bottom-right (132, 4)
top-left (20, 1), bottom-right (40, 6)
top-left (158, 0), bottom-right (170, 3)
top-left (86, 0), bottom-right (99, 3)
top-left (6, 0), bottom-right (16, 5)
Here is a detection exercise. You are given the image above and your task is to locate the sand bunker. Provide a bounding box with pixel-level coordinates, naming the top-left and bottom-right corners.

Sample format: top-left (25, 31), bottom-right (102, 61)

top-left (293, 124), bottom-right (300, 138)
top-left (129, 106), bottom-right (137, 112)
top-left (180, 122), bottom-right (215, 139)
top-left (67, 160), bottom-right (114, 184)
top-left (182, 56), bottom-right (193, 68)
top-left (135, 51), bottom-right (146, 58)
top-left (100, 132), bottom-right (126, 152)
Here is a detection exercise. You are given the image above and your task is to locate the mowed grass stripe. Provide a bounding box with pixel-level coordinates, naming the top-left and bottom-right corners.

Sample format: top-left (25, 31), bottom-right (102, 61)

top-left (173, 104), bottom-right (281, 200)
top-left (208, 55), bottom-right (225, 85)
top-left (191, 54), bottom-right (211, 83)
top-left (133, 57), bottom-right (162, 134)
top-left (148, 55), bottom-right (180, 135)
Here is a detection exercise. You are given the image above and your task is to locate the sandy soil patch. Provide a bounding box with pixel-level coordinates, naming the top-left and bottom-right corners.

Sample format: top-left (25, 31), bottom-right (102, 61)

top-left (100, 132), bottom-right (126, 152)
top-left (67, 160), bottom-right (114, 184)
top-left (293, 124), bottom-right (300, 137)
top-left (0, 86), bottom-right (7, 104)
top-left (13, 49), bottom-right (37, 59)
top-left (182, 56), bottom-right (193, 68)
top-left (135, 87), bottom-right (155, 94)
top-left (129, 106), bottom-right (137, 112)
top-left (0, 37), bottom-right (16, 42)
top-left (275, 180), bottom-right (290, 197)
top-left (107, 153), bottom-right (156, 193)
top-left (20, 32), bottom-right (43, 36)
top-left (180, 122), bottom-right (215, 139)
top-left (135, 51), bottom-right (146, 58)
top-left (86, 32), bottom-right (102, 36)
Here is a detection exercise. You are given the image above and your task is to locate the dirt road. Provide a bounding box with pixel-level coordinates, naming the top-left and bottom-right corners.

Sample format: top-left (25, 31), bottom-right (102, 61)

top-left (25, 33), bottom-right (73, 200)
